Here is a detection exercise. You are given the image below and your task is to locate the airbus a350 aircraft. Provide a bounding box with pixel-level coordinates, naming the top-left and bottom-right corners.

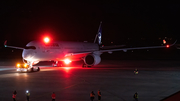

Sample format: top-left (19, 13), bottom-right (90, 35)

top-left (4, 22), bottom-right (176, 72)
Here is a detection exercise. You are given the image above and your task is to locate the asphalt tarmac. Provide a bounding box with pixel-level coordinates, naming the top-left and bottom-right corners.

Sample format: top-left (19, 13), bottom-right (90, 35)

top-left (0, 60), bottom-right (180, 101)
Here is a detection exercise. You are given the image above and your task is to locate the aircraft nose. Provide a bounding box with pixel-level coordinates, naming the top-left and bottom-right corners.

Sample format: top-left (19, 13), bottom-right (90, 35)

top-left (22, 50), bottom-right (35, 60)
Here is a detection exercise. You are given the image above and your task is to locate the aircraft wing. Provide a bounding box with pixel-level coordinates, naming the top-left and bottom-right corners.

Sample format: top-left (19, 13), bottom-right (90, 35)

top-left (65, 40), bottom-right (177, 57)
top-left (100, 45), bottom-right (126, 49)
top-left (64, 44), bottom-right (171, 58)
top-left (4, 40), bottom-right (24, 50)
top-left (99, 40), bottom-right (177, 53)
top-left (65, 51), bottom-right (92, 57)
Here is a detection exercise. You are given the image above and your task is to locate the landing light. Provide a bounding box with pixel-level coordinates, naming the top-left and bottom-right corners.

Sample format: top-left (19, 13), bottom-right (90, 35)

top-left (64, 59), bottom-right (71, 64)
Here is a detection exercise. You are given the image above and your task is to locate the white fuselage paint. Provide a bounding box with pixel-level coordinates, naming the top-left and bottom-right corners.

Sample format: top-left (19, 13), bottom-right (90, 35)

top-left (22, 41), bottom-right (99, 63)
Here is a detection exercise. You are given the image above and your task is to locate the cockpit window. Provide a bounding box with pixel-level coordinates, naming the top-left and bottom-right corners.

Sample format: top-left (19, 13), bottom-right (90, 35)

top-left (25, 46), bottom-right (36, 49)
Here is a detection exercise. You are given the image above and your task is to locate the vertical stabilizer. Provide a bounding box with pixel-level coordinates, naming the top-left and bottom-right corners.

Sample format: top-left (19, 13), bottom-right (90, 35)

top-left (94, 21), bottom-right (102, 45)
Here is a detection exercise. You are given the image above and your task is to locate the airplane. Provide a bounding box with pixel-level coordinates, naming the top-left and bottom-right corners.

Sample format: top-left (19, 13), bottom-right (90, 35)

top-left (4, 22), bottom-right (176, 72)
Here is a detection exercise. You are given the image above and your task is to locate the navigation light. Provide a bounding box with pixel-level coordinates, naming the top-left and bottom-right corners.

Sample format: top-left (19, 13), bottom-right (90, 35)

top-left (166, 45), bottom-right (169, 48)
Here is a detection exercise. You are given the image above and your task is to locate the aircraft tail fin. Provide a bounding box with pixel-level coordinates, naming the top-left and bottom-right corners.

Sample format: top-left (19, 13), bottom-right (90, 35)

top-left (94, 21), bottom-right (102, 45)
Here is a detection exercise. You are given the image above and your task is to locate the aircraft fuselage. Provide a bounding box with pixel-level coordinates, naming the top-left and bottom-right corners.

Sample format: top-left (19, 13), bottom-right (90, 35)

top-left (22, 41), bottom-right (99, 62)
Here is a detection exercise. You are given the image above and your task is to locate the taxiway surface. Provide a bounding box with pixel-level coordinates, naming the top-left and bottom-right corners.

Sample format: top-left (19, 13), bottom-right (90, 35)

top-left (0, 60), bottom-right (180, 101)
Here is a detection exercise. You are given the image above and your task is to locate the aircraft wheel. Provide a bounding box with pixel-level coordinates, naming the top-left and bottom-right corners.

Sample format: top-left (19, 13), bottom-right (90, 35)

top-left (57, 64), bottom-right (62, 67)
top-left (87, 65), bottom-right (91, 68)
top-left (52, 63), bottom-right (57, 67)
top-left (82, 64), bottom-right (86, 68)
top-left (31, 68), bottom-right (34, 72)
top-left (37, 67), bottom-right (40, 71)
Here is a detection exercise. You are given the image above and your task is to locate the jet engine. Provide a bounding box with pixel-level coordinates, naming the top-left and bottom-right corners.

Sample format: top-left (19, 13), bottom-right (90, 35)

top-left (84, 54), bottom-right (101, 66)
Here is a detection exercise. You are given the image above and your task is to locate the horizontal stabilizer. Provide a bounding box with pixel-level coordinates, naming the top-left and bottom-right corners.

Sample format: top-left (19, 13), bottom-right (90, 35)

top-left (4, 40), bottom-right (24, 50)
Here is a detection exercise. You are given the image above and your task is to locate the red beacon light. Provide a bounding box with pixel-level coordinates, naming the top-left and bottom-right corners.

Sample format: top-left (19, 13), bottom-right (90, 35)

top-left (44, 37), bottom-right (50, 43)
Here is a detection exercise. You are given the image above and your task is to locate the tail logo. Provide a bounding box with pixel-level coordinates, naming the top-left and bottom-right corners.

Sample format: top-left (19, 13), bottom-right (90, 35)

top-left (98, 32), bottom-right (101, 45)
top-left (94, 21), bottom-right (102, 45)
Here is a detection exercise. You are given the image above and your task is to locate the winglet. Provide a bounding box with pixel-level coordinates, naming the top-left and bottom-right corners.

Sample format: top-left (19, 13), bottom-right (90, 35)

top-left (4, 40), bottom-right (7, 47)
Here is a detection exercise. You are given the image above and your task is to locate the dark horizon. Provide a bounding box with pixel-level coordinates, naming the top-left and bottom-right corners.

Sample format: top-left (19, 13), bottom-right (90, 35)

top-left (0, 1), bottom-right (180, 59)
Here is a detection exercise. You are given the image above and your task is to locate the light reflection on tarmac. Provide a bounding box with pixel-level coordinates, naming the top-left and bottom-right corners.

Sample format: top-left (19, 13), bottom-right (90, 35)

top-left (0, 66), bottom-right (15, 71)
top-left (0, 60), bottom-right (180, 101)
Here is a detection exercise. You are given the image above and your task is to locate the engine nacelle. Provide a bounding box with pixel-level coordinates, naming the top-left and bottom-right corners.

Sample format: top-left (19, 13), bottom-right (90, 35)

top-left (84, 54), bottom-right (101, 66)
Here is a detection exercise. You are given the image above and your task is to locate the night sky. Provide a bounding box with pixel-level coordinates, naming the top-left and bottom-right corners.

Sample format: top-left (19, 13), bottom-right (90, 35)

top-left (0, 1), bottom-right (179, 57)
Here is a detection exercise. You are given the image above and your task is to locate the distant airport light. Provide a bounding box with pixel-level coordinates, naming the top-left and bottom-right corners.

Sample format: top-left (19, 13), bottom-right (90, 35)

top-left (163, 39), bottom-right (166, 44)
top-left (44, 37), bottom-right (50, 43)
top-left (64, 59), bottom-right (71, 64)
top-left (166, 45), bottom-right (170, 48)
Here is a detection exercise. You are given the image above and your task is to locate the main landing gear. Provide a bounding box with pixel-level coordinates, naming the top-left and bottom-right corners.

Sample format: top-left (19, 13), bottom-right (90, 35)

top-left (82, 64), bottom-right (92, 68)
top-left (52, 61), bottom-right (62, 67)
top-left (27, 66), bottom-right (40, 72)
